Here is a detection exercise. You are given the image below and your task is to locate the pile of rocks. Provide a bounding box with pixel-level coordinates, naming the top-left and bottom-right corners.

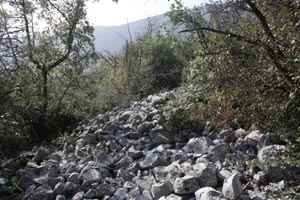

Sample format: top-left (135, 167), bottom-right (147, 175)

top-left (0, 90), bottom-right (298, 200)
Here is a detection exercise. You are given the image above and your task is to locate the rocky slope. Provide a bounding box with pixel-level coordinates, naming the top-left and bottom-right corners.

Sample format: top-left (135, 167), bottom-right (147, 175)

top-left (0, 89), bottom-right (299, 200)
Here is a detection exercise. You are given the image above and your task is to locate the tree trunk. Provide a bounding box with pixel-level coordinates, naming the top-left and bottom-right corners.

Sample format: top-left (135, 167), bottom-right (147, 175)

top-left (40, 68), bottom-right (49, 138)
top-left (42, 69), bottom-right (48, 114)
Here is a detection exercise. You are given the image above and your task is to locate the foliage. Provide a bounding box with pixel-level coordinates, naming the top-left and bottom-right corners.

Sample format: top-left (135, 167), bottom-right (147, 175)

top-left (168, 0), bottom-right (300, 131)
top-left (96, 30), bottom-right (190, 109)
top-left (166, 108), bottom-right (204, 135)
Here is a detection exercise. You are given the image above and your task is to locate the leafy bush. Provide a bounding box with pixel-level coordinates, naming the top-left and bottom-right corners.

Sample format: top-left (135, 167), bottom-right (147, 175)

top-left (166, 108), bottom-right (204, 135)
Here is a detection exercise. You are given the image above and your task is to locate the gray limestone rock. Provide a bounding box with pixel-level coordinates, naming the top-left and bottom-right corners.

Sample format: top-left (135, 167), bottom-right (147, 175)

top-left (253, 171), bottom-right (267, 184)
top-left (127, 146), bottom-right (144, 160)
top-left (54, 182), bottom-right (67, 196)
top-left (151, 181), bottom-right (173, 199)
top-left (67, 172), bottom-right (80, 184)
top-left (245, 130), bottom-right (263, 146)
top-left (96, 183), bottom-right (116, 198)
top-left (34, 146), bottom-right (51, 163)
top-left (208, 143), bottom-right (230, 162)
top-left (114, 188), bottom-right (129, 200)
top-left (153, 161), bottom-right (182, 182)
top-left (192, 162), bottom-right (218, 187)
top-left (202, 122), bottom-right (215, 137)
top-left (140, 153), bottom-right (168, 169)
top-left (55, 195), bottom-right (66, 200)
top-left (195, 187), bottom-right (223, 200)
top-left (84, 133), bottom-right (97, 144)
top-left (17, 168), bottom-right (38, 190)
top-left (25, 185), bottom-right (53, 200)
top-left (158, 194), bottom-right (183, 200)
top-left (217, 169), bottom-right (232, 183)
top-left (115, 156), bottom-right (134, 169)
top-left (235, 129), bottom-right (247, 139)
top-left (222, 173), bottom-right (242, 200)
top-left (218, 129), bottom-right (236, 143)
top-left (173, 174), bottom-right (201, 194)
top-left (84, 189), bottom-right (97, 199)
top-left (258, 132), bottom-right (282, 149)
top-left (182, 137), bottom-right (212, 154)
top-left (80, 167), bottom-right (102, 184)
top-left (137, 122), bottom-right (153, 133)
top-left (72, 191), bottom-right (85, 200)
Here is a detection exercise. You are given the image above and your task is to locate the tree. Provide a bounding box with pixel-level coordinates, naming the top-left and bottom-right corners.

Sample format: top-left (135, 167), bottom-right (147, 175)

top-left (0, 0), bottom-right (96, 138)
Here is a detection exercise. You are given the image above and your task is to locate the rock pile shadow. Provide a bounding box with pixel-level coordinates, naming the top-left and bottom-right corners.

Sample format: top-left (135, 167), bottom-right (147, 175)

top-left (0, 90), bottom-right (298, 200)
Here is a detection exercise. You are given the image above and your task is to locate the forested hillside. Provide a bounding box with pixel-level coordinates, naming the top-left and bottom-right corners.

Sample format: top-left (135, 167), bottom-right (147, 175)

top-left (0, 0), bottom-right (300, 199)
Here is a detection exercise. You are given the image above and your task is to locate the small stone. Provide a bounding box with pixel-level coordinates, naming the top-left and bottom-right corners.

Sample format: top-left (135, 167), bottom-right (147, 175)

top-left (219, 129), bottom-right (235, 143)
top-left (140, 153), bottom-right (168, 169)
top-left (72, 191), bottom-right (85, 200)
top-left (67, 172), bottom-right (80, 184)
top-left (245, 130), bottom-right (263, 146)
top-left (235, 129), bottom-right (247, 139)
top-left (195, 187), bottom-right (222, 200)
top-left (158, 194), bottom-right (183, 200)
top-left (127, 146), bottom-right (143, 160)
top-left (80, 167), bottom-right (102, 184)
top-left (84, 133), bottom-right (97, 144)
top-left (202, 122), bottom-right (215, 137)
top-left (55, 195), bottom-right (66, 200)
top-left (0, 178), bottom-right (8, 185)
top-left (137, 122), bottom-right (153, 133)
top-left (173, 175), bottom-right (200, 194)
top-left (217, 169), bottom-right (232, 183)
top-left (96, 183), bottom-right (116, 198)
top-left (115, 156), bottom-right (134, 169)
top-left (253, 171), bottom-right (267, 184)
top-left (34, 147), bottom-right (51, 163)
top-left (84, 189), bottom-right (97, 199)
top-left (54, 182), bottom-right (67, 196)
top-left (114, 188), bottom-right (129, 200)
top-left (208, 143), bottom-right (230, 162)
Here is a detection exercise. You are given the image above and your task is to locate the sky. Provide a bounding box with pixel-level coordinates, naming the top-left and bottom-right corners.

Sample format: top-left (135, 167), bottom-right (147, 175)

top-left (86, 0), bottom-right (208, 26)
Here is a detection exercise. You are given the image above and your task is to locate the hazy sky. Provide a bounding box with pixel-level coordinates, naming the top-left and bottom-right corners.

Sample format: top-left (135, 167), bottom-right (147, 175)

top-left (86, 0), bottom-right (207, 26)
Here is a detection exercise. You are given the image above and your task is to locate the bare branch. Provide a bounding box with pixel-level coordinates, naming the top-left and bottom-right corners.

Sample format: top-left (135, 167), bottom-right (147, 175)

top-left (21, 0), bottom-right (42, 69)
top-left (48, 0), bottom-right (83, 70)
top-left (180, 27), bottom-right (263, 46)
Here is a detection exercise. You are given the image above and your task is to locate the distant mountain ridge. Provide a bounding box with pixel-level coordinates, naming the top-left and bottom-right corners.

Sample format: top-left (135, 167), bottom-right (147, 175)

top-left (93, 15), bottom-right (167, 53)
